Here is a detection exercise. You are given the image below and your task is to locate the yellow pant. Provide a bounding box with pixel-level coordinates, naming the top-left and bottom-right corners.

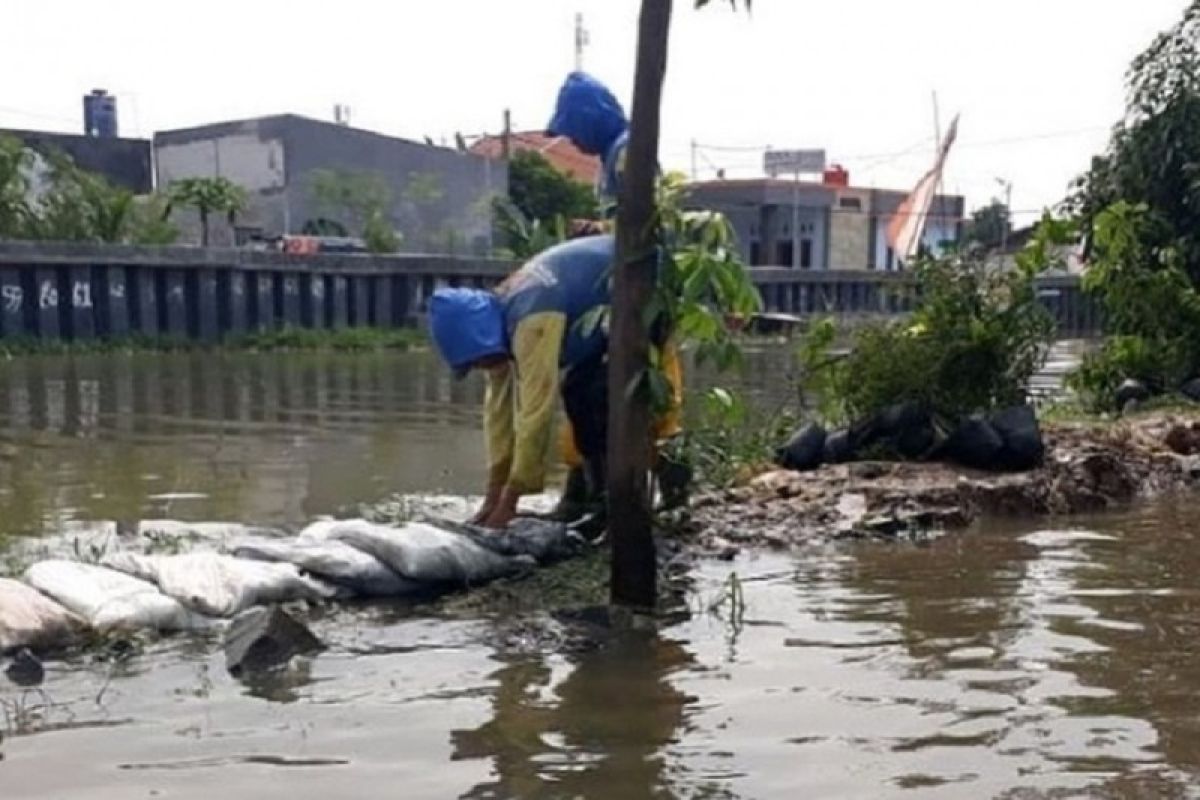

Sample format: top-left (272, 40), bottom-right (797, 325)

top-left (560, 341), bottom-right (684, 468)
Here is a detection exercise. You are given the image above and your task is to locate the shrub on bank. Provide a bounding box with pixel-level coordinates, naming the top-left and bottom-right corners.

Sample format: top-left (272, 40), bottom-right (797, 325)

top-left (799, 218), bottom-right (1069, 427)
top-left (1067, 203), bottom-right (1200, 411)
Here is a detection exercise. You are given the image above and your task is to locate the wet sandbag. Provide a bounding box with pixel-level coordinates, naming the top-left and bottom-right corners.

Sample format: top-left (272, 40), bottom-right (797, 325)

top-left (989, 405), bottom-right (1045, 471)
top-left (102, 552), bottom-right (336, 618)
top-left (0, 578), bottom-right (85, 653)
top-left (296, 518), bottom-right (382, 543)
top-left (329, 521), bottom-right (526, 585)
top-left (459, 518), bottom-right (586, 565)
top-left (231, 539), bottom-right (423, 598)
top-left (895, 418), bottom-right (938, 460)
top-left (1115, 379), bottom-right (1151, 413)
top-left (24, 561), bottom-right (216, 633)
top-left (941, 416), bottom-right (1005, 470)
top-left (775, 423), bottom-right (826, 472)
top-left (823, 429), bottom-right (856, 465)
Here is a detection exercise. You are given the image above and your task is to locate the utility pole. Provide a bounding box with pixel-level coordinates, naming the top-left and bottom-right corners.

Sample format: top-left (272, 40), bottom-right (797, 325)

top-left (930, 90), bottom-right (944, 253)
top-left (502, 109), bottom-right (512, 194)
top-left (608, 0), bottom-right (674, 612)
top-left (690, 139), bottom-right (698, 181)
top-left (791, 168), bottom-right (801, 270)
top-left (575, 13), bottom-right (590, 72)
top-left (996, 177), bottom-right (1014, 254)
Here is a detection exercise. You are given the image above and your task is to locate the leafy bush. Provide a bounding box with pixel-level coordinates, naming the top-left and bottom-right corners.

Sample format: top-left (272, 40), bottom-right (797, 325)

top-left (665, 387), bottom-right (798, 488)
top-left (1063, 3), bottom-right (1200, 410)
top-left (491, 197), bottom-right (568, 260)
top-left (800, 218), bottom-right (1069, 424)
top-left (652, 174), bottom-right (762, 366)
top-left (1067, 202), bottom-right (1200, 409)
top-left (0, 133), bottom-right (179, 246)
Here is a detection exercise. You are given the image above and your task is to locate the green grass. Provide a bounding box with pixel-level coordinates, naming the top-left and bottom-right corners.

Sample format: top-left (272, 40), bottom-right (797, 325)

top-left (0, 326), bottom-right (426, 357)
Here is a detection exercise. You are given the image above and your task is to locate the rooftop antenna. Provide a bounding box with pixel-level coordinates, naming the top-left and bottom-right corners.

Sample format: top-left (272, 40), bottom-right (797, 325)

top-left (333, 104), bottom-right (351, 126)
top-left (575, 12), bottom-right (590, 71)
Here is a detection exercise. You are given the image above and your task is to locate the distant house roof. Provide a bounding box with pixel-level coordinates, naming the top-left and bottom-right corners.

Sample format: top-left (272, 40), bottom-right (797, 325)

top-left (470, 131), bottom-right (599, 185)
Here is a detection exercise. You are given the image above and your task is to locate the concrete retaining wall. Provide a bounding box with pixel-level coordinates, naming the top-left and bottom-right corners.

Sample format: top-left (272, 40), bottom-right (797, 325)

top-left (0, 242), bottom-right (1102, 343)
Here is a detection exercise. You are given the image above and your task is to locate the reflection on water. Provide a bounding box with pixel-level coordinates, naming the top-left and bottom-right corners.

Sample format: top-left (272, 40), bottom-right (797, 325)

top-left (451, 631), bottom-right (694, 799)
top-left (0, 340), bottom-right (1089, 540)
top-left (4, 343), bottom-right (1199, 799)
top-left (0, 352), bottom-right (489, 537)
top-left (6, 500), bottom-right (1200, 798)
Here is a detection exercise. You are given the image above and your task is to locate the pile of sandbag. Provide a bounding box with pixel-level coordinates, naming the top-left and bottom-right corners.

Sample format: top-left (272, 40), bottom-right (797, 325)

top-left (776, 403), bottom-right (1045, 474)
top-left (1, 517), bottom-right (584, 655)
top-left (0, 578), bottom-right (86, 653)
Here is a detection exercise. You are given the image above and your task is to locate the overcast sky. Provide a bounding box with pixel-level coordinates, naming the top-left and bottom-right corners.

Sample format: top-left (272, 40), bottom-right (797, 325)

top-left (1, 0), bottom-right (1189, 218)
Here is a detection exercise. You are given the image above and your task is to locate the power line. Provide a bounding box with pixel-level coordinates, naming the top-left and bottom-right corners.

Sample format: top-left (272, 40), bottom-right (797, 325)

top-left (690, 123), bottom-right (1112, 166)
top-left (0, 105), bottom-right (79, 128)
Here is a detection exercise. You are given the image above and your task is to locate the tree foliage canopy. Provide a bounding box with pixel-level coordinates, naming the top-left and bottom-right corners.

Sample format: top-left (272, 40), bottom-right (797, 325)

top-left (1070, 0), bottom-right (1200, 285)
top-left (507, 150), bottom-right (598, 227)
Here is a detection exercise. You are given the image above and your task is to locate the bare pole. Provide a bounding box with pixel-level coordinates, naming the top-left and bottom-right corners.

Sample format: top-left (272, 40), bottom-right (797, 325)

top-left (608, 0), bottom-right (674, 611)
top-left (575, 12), bottom-right (589, 72)
top-left (931, 90), bottom-right (944, 250)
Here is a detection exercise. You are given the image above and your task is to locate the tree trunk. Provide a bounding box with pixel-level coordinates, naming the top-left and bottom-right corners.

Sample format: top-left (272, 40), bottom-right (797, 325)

top-left (608, 0), bottom-right (673, 611)
top-left (200, 209), bottom-right (210, 247)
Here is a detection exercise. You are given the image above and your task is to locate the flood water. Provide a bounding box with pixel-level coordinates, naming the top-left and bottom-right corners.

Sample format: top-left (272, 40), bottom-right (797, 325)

top-left (4, 346), bottom-right (1198, 799)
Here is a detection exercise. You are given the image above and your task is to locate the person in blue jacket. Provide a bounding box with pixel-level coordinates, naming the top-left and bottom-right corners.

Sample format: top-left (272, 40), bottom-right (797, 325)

top-left (547, 71), bottom-right (630, 215)
top-left (429, 235), bottom-right (617, 530)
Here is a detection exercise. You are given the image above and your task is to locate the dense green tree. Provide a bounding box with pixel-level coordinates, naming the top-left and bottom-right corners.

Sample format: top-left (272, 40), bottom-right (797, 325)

top-left (963, 200), bottom-right (1011, 251)
top-left (1070, 1), bottom-right (1200, 284)
top-left (507, 150), bottom-right (598, 225)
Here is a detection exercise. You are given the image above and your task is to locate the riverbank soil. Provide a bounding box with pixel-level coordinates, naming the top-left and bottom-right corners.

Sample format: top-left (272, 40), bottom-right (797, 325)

top-left (683, 413), bottom-right (1200, 551)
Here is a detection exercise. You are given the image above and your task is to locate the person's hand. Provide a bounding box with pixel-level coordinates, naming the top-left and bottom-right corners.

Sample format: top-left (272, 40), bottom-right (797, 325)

top-left (568, 219), bottom-right (608, 239)
top-left (470, 484), bottom-right (504, 525)
top-left (478, 487), bottom-right (521, 530)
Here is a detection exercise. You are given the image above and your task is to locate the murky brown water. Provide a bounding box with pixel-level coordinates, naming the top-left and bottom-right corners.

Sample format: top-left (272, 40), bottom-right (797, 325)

top-left (5, 345), bottom-right (1196, 799)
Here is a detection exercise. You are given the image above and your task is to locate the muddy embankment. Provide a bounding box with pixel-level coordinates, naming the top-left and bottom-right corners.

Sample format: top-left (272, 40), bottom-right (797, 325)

top-left (681, 413), bottom-right (1200, 554)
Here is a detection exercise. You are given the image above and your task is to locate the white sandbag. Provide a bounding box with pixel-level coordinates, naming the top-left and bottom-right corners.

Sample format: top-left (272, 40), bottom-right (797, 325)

top-left (102, 552), bottom-right (336, 618)
top-left (231, 539), bottom-right (423, 598)
top-left (296, 518), bottom-right (378, 543)
top-left (329, 521), bottom-right (526, 585)
top-left (24, 561), bottom-right (216, 633)
top-left (0, 578), bottom-right (85, 653)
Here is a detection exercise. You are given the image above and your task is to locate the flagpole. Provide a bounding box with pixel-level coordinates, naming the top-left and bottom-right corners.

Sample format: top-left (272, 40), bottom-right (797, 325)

top-left (931, 90), bottom-right (943, 258)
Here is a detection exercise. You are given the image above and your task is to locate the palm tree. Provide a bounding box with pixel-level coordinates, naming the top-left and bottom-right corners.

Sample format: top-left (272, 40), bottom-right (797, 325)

top-left (166, 177), bottom-right (247, 246)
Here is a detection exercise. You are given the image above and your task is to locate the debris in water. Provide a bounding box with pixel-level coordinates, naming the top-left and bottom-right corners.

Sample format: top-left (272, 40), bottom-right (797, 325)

top-left (4, 648), bottom-right (44, 687)
top-left (224, 606), bottom-right (323, 676)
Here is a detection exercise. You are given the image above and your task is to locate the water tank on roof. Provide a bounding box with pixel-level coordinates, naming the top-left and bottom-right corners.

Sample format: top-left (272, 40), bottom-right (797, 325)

top-left (823, 165), bottom-right (849, 188)
top-left (83, 89), bottom-right (118, 138)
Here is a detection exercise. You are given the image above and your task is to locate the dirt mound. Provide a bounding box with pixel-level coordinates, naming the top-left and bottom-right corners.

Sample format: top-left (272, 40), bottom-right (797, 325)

top-left (680, 414), bottom-right (1200, 552)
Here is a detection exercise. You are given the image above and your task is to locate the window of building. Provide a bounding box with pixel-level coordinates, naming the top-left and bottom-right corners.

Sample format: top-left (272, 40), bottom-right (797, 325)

top-left (774, 239), bottom-right (815, 268)
top-left (838, 197), bottom-right (862, 211)
top-left (750, 241), bottom-right (762, 265)
top-left (776, 241), bottom-right (793, 267)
